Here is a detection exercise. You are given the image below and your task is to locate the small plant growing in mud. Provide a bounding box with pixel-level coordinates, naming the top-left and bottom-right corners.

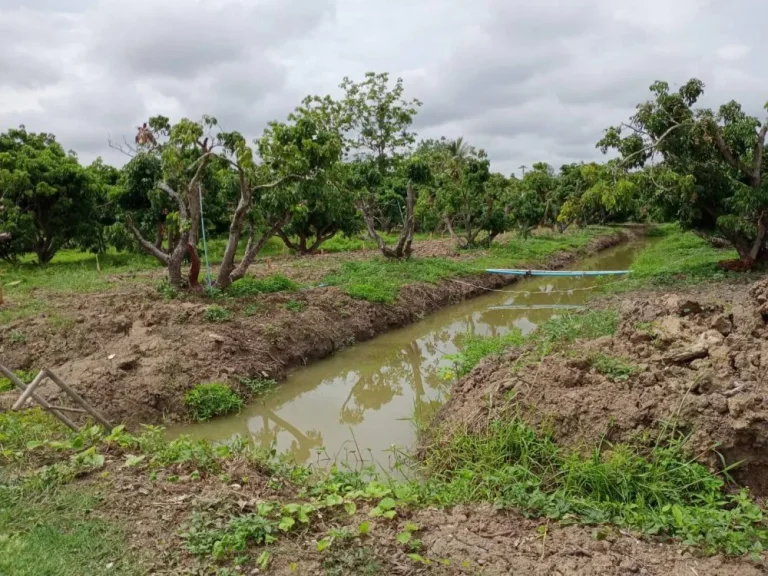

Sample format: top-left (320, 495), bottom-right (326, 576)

top-left (204, 305), bottom-right (233, 323)
top-left (284, 299), bottom-right (306, 313)
top-left (240, 377), bottom-right (277, 397)
top-left (8, 329), bottom-right (27, 344)
top-left (589, 354), bottom-right (641, 382)
top-left (184, 383), bottom-right (243, 421)
top-left (262, 323), bottom-right (280, 344)
top-left (156, 278), bottom-right (178, 300)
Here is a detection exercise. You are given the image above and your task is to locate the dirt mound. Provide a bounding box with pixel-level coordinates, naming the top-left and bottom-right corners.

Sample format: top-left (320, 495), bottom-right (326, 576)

top-left (0, 234), bottom-right (627, 425)
top-left (434, 278), bottom-right (768, 495)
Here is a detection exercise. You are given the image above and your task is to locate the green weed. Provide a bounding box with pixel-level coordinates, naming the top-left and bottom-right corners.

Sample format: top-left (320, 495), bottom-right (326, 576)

top-left (204, 305), bottom-right (233, 323)
top-left (8, 329), bottom-right (27, 344)
top-left (184, 383), bottom-right (243, 421)
top-left (284, 299), bottom-right (307, 313)
top-left (227, 274), bottom-right (298, 297)
top-left (0, 368), bottom-right (36, 393)
top-left (444, 330), bottom-right (525, 378)
top-left (590, 353), bottom-right (641, 382)
top-left (418, 419), bottom-right (768, 556)
top-left (240, 377), bottom-right (278, 397)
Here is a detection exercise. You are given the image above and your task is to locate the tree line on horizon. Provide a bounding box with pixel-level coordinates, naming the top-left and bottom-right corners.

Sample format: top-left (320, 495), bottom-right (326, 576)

top-left (1, 72), bottom-right (766, 287)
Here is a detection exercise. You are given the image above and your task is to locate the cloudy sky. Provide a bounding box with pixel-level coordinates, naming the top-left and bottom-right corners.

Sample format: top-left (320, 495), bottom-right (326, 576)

top-left (1, 0), bottom-right (764, 175)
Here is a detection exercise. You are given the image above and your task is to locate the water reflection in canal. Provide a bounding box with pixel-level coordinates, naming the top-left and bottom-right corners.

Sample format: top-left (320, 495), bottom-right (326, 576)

top-left (170, 242), bottom-right (644, 469)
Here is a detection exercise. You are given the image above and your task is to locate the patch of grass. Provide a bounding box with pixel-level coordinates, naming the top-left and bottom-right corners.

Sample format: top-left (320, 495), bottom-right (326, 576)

top-left (590, 353), bottom-right (641, 382)
top-left (0, 368), bottom-right (36, 393)
top-left (445, 330), bottom-right (525, 378)
top-left (184, 383), bottom-right (243, 421)
top-left (0, 485), bottom-right (139, 576)
top-left (323, 227), bottom-right (615, 304)
top-left (536, 309), bottom-right (619, 346)
top-left (0, 408), bottom-right (70, 461)
top-left (204, 305), bottom-right (233, 323)
top-left (8, 329), bottom-right (27, 343)
top-left (628, 225), bottom-right (740, 287)
top-left (418, 419), bottom-right (768, 557)
top-left (227, 273), bottom-right (298, 297)
top-left (240, 377), bottom-right (278, 397)
top-left (284, 299), bottom-right (307, 313)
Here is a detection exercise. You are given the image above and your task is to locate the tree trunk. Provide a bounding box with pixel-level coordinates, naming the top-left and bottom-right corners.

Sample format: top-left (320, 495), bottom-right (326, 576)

top-left (187, 243), bottom-right (202, 291)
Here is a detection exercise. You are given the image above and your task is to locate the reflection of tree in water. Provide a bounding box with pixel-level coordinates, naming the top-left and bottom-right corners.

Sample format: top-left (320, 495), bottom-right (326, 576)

top-left (403, 340), bottom-right (446, 424)
top-left (339, 365), bottom-right (403, 425)
top-left (251, 409), bottom-right (323, 462)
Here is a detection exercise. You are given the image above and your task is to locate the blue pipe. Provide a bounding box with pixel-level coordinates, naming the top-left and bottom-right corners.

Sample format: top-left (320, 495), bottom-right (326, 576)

top-left (486, 269), bottom-right (630, 277)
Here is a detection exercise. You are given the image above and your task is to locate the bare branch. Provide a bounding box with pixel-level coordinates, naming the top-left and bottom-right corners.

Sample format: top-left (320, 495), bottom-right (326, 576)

top-left (126, 215), bottom-right (169, 265)
top-left (709, 123), bottom-right (754, 180)
top-left (617, 122), bottom-right (691, 168)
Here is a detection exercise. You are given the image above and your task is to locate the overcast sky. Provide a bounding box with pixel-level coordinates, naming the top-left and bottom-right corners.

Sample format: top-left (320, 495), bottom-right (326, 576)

top-left (1, 0), bottom-right (765, 176)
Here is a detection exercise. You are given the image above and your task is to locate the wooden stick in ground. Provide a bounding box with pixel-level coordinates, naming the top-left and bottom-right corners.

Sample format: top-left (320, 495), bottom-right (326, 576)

top-left (12, 370), bottom-right (47, 410)
top-left (0, 365), bottom-right (78, 430)
top-left (46, 405), bottom-right (87, 414)
top-left (44, 369), bottom-right (112, 429)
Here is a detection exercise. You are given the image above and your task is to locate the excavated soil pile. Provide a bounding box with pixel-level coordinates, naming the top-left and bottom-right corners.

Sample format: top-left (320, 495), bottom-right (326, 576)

top-left (0, 234), bottom-right (625, 425)
top-left (434, 278), bottom-right (768, 496)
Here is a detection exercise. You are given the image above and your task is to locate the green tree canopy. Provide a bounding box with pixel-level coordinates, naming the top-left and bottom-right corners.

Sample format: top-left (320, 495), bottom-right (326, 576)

top-left (0, 127), bottom-right (97, 263)
top-left (599, 79), bottom-right (768, 262)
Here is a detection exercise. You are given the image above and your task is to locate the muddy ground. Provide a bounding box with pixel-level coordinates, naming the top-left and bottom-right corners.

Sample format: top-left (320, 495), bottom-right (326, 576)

top-left (0, 233), bottom-right (626, 426)
top-left (89, 457), bottom-right (764, 575)
top-left (433, 276), bottom-right (768, 497)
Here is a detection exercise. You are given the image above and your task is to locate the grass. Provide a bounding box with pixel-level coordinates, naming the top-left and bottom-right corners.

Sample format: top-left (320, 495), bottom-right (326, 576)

top-left (204, 304), bottom-right (233, 322)
top-left (626, 224), bottom-right (741, 287)
top-left (417, 420), bottom-right (767, 557)
top-left (445, 330), bottom-right (525, 378)
top-left (227, 273), bottom-right (298, 297)
top-left (284, 299), bottom-right (307, 313)
top-left (0, 368), bottom-right (36, 393)
top-left (324, 228), bottom-right (615, 304)
top-left (589, 353), bottom-right (641, 382)
top-left (184, 382), bottom-right (243, 421)
top-left (0, 486), bottom-right (139, 576)
top-left (240, 377), bottom-right (278, 397)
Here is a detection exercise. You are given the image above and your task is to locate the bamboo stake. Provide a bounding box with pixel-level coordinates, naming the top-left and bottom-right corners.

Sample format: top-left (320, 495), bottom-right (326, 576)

top-left (46, 405), bottom-right (87, 414)
top-left (0, 365), bottom-right (78, 430)
top-left (12, 370), bottom-right (46, 410)
top-left (44, 369), bottom-right (112, 429)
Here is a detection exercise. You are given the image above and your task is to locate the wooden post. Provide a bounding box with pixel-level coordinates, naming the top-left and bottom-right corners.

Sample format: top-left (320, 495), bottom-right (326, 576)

top-left (12, 370), bottom-right (46, 410)
top-left (0, 365), bottom-right (78, 430)
top-left (44, 370), bottom-right (112, 429)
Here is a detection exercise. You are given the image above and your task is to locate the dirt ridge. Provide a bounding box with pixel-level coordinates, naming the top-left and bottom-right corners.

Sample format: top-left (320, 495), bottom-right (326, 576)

top-left (1, 231), bottom-right (630, 425)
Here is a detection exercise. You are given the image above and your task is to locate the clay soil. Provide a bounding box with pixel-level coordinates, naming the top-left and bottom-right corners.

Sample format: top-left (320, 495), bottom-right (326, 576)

top-left (91, 458), bottom-right (764, 576)
top-left (433, 277), bottom-right (768, 498)
top-left (0, 233), bottom-right (627, 426)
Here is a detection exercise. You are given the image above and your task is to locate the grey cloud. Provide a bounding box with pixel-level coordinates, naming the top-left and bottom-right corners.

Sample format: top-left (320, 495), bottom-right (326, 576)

top-left (0, 0), bottom-right (765, 176)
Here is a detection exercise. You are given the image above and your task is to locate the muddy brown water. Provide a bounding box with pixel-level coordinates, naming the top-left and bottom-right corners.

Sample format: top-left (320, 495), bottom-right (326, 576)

top-left (170, 241), bottom-right (648, 469)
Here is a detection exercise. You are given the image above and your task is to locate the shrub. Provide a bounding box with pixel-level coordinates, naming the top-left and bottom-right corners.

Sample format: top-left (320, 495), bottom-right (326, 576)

top-left (184, 383), bottom-right (243, 421)
top-left (228, 274), bottom-right (298, 297)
